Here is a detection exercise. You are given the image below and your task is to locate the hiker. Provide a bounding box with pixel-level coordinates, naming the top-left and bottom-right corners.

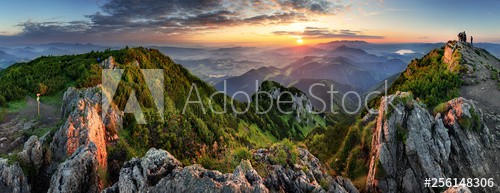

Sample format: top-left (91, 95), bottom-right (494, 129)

top-left (458, 32), bottom-right (462, 42)
top-left (463, 31), bottom-right (467, 42)
top-left (471, 36), bottom-right (473, 46)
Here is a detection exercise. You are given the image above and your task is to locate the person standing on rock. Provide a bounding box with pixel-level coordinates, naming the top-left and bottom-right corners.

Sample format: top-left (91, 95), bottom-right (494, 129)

top-left (471, 36), bottom-right (473, 46)
top-left (463, 31), bottom-right (467, 42)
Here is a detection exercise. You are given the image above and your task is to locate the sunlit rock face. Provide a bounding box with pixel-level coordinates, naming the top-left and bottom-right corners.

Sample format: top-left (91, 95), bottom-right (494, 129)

top-left (366, 93), bottom-right (499, 193)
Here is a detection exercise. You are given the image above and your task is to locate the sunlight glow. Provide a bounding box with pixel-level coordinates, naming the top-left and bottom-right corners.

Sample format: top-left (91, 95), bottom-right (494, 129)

top-left (296, 38), bottom-right (304, 44)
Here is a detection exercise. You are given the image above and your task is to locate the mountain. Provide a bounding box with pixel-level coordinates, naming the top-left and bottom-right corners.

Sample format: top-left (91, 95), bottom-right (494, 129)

top-left (217, 46), bottom-right (407, 112)
top-left (272, 45), bottom-right (327, 57)
top-left (0, 50), bottom-right (27, 69)
top-left (305, 40), bottom-right (500, 192)
top-left (175, 58), bottom-right (264, 85)
top-left (315, 40), bottom-right (372, 50)
top-left (0, 43), bottom-right (112, 69)
top-left (1, 41), bottom-right (499, 193)
top-left (0, 48), bottom-right (343, 193)
top-left (215, 66), bottom-right (291, 101)
top-left (366, 93), bottom-right (500, 193)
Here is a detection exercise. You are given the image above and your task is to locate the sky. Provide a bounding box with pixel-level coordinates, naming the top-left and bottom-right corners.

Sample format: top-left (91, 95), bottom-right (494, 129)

top-left (0, 0), bottom-right (498, 46)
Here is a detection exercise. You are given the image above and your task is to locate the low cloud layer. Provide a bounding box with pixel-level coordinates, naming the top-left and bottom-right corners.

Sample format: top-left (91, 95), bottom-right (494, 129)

top-left (273, 27), bottom-right (384, 39)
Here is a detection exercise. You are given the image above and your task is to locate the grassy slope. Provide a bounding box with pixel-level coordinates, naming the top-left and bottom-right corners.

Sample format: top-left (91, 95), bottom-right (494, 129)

top-left (0, 48), bottom-right (324, 181)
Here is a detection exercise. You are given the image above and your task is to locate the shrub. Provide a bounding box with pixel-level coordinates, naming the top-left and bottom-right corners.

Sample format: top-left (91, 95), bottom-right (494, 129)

top-left (232, 147), bottom-right (252, 162)
top-left (319, 178), bottom-right (330, 190)
top-left (272, 148), bottom-right (288, 165)
top-left (458, 107), bottom-right (482, 131)
top-left (388, 48), bottom-right (462, 108)
top-left (375, 159), bottom-right (388, 179)
top-left (396, 124), bottom-right (408, 144)
top-left (0, 94), bottom-right (5, 107)
top-left (433, 102), bottom-right (449, 115)
top-left (270, 139), bottom-right (299, 166)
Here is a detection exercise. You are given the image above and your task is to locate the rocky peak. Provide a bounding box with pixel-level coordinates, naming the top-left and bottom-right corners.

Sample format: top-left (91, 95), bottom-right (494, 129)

top-left (445, 41), bottom-right (500, 116)
top-left (259, 81), bottom-right (314, 123)
top-left (366, 92), bottom-right (500, 192)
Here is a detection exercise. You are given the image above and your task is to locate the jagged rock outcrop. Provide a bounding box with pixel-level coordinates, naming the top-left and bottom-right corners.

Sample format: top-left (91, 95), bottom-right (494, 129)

top-left (48, 143), bottom-right (100, 193)
top-left (103, 148), bottom-right (268, 193)
top-left (104, 148), bottom-right (358, 193)
top-left (51, 86), bottom-right (108, 168)
top-left (18, 135), bottom-right (44, 169)
top-left (254, 147), bottom-right (357, 193)
top-left (0, 158), bottom-right (30, 193)
top-left (366, 92), bottom-right (499, 193)
top-left (47, 85), bottom-right (123, 192)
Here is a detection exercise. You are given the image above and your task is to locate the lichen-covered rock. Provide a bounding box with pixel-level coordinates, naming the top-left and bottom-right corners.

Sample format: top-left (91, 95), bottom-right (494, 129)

top-left (366, 93), bottom-right (499, 193)
top-left (48, 143), bottom-right (100, 193)
top-left (0, 158), bottom-right (30, 193)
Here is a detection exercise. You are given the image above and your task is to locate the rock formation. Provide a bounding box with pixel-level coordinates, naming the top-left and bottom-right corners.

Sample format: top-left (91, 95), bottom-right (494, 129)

top-left (104, 148), bottom-right (358, 193)
top-left (0, 158), bottom-right (30, 193)
top-left (366, 92), bottom-right (500, 193)
top-left (50, 86), bottom-right (108, 168)
top-left (18, 135), bottom-right (44, 169)
top-left (48, 143), bottom-right (100, 193)
top-left (46, 85), bottom-right (122, 192)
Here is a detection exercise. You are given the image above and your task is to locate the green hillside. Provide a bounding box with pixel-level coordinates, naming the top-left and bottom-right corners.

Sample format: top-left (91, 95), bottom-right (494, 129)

top-left (304, 43), bottom-right (465, 190)
top-left (0, 47), bottom-right (323, 176)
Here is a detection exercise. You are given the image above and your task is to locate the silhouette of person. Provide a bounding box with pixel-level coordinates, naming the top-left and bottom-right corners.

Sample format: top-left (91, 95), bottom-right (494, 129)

top-left (471, 36), bottom-right (473, 46)
top-left (463, 31), bottom-right (467, 42)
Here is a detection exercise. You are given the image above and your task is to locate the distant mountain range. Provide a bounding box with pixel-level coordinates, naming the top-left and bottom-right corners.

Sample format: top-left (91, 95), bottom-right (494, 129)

top-left (215, 45), bottom-right (408, 111)
top-left (1, 41), bottom-right (499, 86)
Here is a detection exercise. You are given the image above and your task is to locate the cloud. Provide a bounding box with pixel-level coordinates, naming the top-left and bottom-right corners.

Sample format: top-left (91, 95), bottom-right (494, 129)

top-left (86, 0), bottom-right (343, 31)
top-left (1, 0), bottom-right (349, 44)
top-left (273, 27), bottom-right (384, 39)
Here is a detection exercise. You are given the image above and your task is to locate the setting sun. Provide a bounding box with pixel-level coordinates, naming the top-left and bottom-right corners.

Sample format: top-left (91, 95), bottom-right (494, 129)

top-left (296, 38), bottom-right (304, 44)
